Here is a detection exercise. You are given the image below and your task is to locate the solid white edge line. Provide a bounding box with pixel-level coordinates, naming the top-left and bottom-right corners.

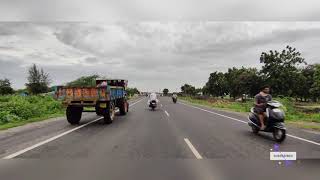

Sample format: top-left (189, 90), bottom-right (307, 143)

top-left (3, 97), bottom-right (145, 159)
top-left (179, 101), bottom-right (320, 147)
top-left (164, 110), bottom-right (170, 117)
top-left (286, 134), bottom-right (320, 146)
top-left (184, 138), bottom-right (203, 159)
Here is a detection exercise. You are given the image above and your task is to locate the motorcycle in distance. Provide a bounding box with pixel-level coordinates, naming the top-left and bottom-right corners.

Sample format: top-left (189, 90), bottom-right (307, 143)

top-left (172, 96), bottom-right (177, 103)
top-left (248, 100), bottom-right (286, 142)
top-left (149, 100), bottom-right (157, 111)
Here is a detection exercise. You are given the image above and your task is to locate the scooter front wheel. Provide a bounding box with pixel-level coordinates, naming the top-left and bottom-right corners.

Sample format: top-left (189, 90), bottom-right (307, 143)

top-left (273, 129), bottom-right (286, 142)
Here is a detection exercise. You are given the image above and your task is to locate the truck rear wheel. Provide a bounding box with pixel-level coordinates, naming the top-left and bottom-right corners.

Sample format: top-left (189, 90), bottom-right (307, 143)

top-left (119, 99), bottom-right (129, 115)
top-left (103, 102), bottom-right (115, 124)
top-left (66, 106), bottom-right (83, 125)
top-left (95, 104), bottom-right (103, 116)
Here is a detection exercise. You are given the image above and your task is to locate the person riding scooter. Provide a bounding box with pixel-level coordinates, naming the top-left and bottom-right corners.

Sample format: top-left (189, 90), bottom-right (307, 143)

top-left (248, 99), bottom-right (286, 142)
top-left (254, 86), bottom-right (272, 130)
top-left (172, 93), bottom-right (177, 103)
top-left (148, 92), bottom-right (159, 110)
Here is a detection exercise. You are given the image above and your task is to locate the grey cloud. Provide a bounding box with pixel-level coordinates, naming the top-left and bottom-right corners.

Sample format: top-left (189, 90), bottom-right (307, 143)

top-left (84, 57), bottom-right (99, 64)
top-left (173, 26), bottom-right (320, 59)
top-left (1, 0), bottom-right (320, 20)
top-left (1, 22), bottom-right (320, 92)
top-left (0, 56), bottom-right (27, 88)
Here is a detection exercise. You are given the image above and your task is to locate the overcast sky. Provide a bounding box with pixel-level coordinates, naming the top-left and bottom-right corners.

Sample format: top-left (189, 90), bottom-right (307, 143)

top-left (0, 22), bottom-right (320, 92)
top-left (1, 0), bottom-right (320, 21)
top-left (1, 1), bottom-right (320, 91)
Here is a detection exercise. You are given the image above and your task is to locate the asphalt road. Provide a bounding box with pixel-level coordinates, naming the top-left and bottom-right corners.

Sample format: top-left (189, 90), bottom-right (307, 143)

top-left (0, 96), bottom-right (320, 180)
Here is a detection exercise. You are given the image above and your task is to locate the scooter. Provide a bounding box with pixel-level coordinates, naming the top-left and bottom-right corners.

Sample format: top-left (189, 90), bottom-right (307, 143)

top-left (172, 96), bottom-right (177, 103)
top-left (149, 100), bottom-right (157, 110)
top-left (248, 101), bottom-right (286, 142)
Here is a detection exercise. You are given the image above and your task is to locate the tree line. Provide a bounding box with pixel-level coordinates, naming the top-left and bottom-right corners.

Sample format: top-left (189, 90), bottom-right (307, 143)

top-left (0, 65), bottom-right (140, 96)
top-left (181, 46), bottom-right (320, 102)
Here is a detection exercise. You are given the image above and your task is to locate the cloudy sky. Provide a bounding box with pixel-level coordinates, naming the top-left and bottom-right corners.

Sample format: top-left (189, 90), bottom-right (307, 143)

top-left (1, 0), bottom-right (320, 21)
top-left (1, 22), bottom-right (320, 92)
top-left (1, 1), bottom-right (320, 92)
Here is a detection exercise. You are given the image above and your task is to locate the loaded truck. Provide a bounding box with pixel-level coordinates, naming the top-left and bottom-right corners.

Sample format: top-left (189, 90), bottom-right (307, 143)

top-left (56, 79), bottom-right (129, 125)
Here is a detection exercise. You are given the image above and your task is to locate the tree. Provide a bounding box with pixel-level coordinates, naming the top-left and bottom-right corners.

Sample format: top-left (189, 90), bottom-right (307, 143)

top-left (205, 72), bottom-right (227, 97)
top-left (291, 65), bottom-right (317, 101)
top-left (195, 88), bottom-right (202, 95)
top-left (181, 84), bottom-right (196, 95)
top-left (225, 68), bottom-right (242, 99)
top-left (126, 87), bottom-right (140, 96)
top-left (0, 78), bottom-right (14, 95)
top-left (291, 68), bottom-right (310, 101)
top-left (224, 67), bottom-right (263, 99)
top-left (260, 45), bottom-right (306, 96)
top-left (66, 75), bottom-right (100, 87)
top-left (25, 64), bottom-right (51, 94)
top-left (236, 68), bottom-right (263, 97)
top-left (310, 64), bottom-right (320, 101)
top-left (163, 88), bottom-right (169, 95)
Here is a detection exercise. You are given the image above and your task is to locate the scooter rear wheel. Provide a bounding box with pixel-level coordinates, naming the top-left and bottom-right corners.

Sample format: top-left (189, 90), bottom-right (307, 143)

top-left (251, 126), bottom-right (259, 134)
top-left (273, 129), bottom-right (286, 142)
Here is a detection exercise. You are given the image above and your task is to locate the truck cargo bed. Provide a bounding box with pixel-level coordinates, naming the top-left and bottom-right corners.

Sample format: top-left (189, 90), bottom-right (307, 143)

top-left (56, 86), bottom-right (125, 107)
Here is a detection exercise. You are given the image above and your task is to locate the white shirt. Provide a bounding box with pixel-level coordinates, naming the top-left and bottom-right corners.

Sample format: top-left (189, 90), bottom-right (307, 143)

top-left (149, 93), bottom-right (157, 100)
top-left (148, 93), bottom-right (159, 104)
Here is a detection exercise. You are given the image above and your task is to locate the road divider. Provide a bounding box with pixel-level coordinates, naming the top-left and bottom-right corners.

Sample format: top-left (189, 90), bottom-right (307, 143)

top-left (179, 101), bottom-right (320, 147)
top-left (184, 138), bottom-right (203, 159)
top-left (3, 97), bottom-right (145, 159)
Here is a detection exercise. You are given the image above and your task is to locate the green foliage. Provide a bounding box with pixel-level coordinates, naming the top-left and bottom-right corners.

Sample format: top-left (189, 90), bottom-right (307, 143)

top-left (0, 95), bottom-right (64, 125)
top-left (0, 78), bottom-right (14, 95)
top-left (260, 45), bottom-right (306, 96)
top-left (202, 67), bottom-right (262, 99)
top-left (163, 88), bottom-right (169, 95)
top-left (181, 96), bottom-right (252, 112)
top-left (0, 111), bottom-right (21, 124)
top-left (181, 84), bottom-right (197, 95)
top-left (310, 64), bottom-right (320, 100)
top-left (205, 72), bottom-right (227, 97)
top-left (66, 75), bottom-right (100, 87)
top-left (200, 46), bottom-right (319, 101)
top-left (226, 67), bottom-right (262, 98)
top-left (26, 64), bottom-right (51, 94)
top-left (126, 87), bottom-right (140, 96)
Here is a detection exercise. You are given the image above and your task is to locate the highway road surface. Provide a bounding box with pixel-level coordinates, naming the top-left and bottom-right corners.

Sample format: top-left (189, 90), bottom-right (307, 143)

top-left (0, 96), bottom-right (319, 180)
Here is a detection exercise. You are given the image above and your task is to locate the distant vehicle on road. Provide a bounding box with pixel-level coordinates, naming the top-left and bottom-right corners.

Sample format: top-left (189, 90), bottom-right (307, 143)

top-left (172, 94), bottom-right (177, 103)
top-left (148, 92), bottom-right (158, 110)
top-left (56, 79), bottom-right (129, 125)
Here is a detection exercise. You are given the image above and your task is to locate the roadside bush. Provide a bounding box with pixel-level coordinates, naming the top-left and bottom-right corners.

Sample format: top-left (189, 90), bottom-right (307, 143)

top-left (0, 111), bottom-right (21, 124)
top-left (0, 95), bottom-right (64, 126)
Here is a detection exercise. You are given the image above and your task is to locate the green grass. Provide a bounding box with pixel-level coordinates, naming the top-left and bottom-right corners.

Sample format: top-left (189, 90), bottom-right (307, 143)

top-left (181, 96), bottom-right (252, 113)
top-left (181, 96), bottom-right (320, 124)
top-left (0, 113), bottom-right (64, 130)
top-left (0, 95), bottom-right (65, 130)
